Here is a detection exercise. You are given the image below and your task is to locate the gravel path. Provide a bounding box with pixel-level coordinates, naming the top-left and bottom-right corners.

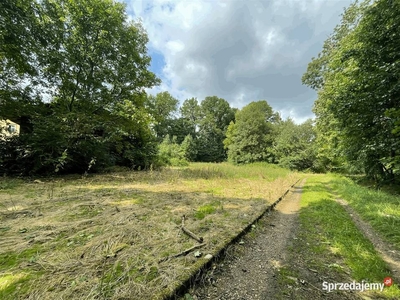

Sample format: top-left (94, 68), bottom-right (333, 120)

top-left (190, 181), bottom-right (305, 300)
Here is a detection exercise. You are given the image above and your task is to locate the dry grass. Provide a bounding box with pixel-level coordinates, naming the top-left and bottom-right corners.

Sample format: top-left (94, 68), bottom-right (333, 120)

top-left (0, 162), bottom-right (299, 299)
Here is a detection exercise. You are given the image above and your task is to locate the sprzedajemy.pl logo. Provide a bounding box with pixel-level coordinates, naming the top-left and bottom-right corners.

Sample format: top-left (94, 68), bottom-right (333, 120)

top-left (322, 277), bottom-right (393, 293)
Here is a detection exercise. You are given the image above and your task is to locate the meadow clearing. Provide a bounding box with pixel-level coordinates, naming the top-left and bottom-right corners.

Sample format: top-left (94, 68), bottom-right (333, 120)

top-left (0, 163), bottom-right (299, 299)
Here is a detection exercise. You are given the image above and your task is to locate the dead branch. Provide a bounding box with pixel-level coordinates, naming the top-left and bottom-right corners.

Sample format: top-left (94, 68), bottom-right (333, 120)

top-left (158, 243), bottom-right (206, 263)
top-left (181, 215), bottom-right (204, 243)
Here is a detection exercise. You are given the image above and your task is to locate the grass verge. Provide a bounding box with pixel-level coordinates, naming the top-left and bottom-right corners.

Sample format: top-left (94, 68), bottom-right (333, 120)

top-left (328, 174), bottom-right (400, 251)
top-left (276, 174), bottom-right (399, 299)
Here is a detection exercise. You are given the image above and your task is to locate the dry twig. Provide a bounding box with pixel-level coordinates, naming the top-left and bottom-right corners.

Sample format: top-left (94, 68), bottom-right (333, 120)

top-left (181, 215), bottom-right (204, 243)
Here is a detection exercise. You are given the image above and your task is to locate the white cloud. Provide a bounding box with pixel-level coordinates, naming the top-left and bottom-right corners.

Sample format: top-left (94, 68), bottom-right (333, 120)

top-left (124, 0), bottom-right (353, 123)
top-left (166, 40), bottom-right (185, 54)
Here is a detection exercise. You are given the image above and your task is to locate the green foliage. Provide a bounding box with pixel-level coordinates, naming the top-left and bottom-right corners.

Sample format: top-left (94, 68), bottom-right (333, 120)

top-left (180, 97), bottom-right (201, 135)
top-left (0, 0), bottom-right (160, 175)
top-left (272, 119), bottom-right (318, 171)
top-left (224, 101), bottom-right (279, 164)
top-left (180, 134), bottom-right (197, 162)
top-left (157, 135), bottom-right (188, 167)
top-left (146, 92), bottom-right (179, 140)
top-left (303, 0), bottom-right (400, 181)
top-left (196, 96), bottom-right (235, 162)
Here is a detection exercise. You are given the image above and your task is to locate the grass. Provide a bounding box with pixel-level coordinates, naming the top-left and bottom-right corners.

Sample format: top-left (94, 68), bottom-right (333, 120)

top-left (328, 174), bottom-right (400, 250)
top-left (0, 162), bottom-right (299, 300)
top-left (278, 174), bottom-right (400, 299)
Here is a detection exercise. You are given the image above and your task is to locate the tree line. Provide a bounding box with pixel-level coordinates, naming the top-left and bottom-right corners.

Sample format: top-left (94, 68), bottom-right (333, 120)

top-left (0, 0), bottom-right (318, 175)
top-left (302, 0), bottom-right (400, 183)
top-left (2, 0), bottom-right (398, 184)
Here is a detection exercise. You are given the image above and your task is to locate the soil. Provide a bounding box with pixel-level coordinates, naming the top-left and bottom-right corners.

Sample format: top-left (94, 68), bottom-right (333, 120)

top-left (181, 180), bottom-right (363, 300)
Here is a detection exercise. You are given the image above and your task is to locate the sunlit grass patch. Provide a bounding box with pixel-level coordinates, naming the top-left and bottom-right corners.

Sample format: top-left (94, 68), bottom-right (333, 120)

top-left (328, 174), bottom-right (400, 251)
top-left (0, 272), bottom-right (32, 298)
top-left (299, 175), bottom-right (400, 298)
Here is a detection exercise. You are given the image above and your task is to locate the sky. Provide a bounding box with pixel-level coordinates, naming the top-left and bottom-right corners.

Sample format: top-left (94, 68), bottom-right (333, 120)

top-left (123, 0), bottom-right (354, 124)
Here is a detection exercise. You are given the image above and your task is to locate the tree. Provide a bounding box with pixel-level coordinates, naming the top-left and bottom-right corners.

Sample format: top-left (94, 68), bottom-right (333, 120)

top-left (157, 134), bottom-right (188, 167)
top-left (180, 134), bottom-right (197, 162)
top-left (196, 96), bottom-right (235, 162)
top-left (145, 91), bottom-right (179, 139)
top-left (224, 101), bottom-right (279, 164)
top-left (180, 97), bottom-right (201, 134)
top-left (272, 119), bottom-right (318, 171)
top-left (0, 0), bottom-right (41, 75)
top-left (303, 0), bottom-right (400, 181)
top-left (0, 0), bottom-right (160, 174)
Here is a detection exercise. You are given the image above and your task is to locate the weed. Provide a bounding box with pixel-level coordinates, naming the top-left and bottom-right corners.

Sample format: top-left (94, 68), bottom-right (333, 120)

top-left (194, 204), bottom-right (216, 220)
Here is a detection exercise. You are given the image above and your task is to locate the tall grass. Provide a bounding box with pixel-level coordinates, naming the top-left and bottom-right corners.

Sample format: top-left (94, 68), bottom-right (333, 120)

top-left (182, 162), bottom-right (292, 181)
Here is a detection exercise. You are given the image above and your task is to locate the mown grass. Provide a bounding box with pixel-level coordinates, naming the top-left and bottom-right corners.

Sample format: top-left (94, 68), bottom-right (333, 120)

top-left (296, 174), bottom-right (399, 299)
top-left (0, 162), bottom-right (298, 300)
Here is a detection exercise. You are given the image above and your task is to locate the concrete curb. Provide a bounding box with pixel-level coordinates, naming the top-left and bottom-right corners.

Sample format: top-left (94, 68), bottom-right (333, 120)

top-left (162, 178), bottom-right (302, 300)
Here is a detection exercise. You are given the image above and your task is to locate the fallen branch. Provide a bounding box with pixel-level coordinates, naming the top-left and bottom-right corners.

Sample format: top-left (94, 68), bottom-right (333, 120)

top-left (181, 215), bottom-right (204, 243)
top-left (158, 243), bottom-right (206, 263)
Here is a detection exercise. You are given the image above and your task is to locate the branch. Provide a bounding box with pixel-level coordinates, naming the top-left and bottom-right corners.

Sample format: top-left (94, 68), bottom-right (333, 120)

top-left (158, 243), bottom-right (206, 263)
top-left (181, 215), bottom-right (204, 243)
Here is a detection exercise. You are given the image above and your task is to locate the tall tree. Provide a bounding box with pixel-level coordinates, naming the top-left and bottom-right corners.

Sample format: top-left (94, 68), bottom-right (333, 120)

top-left (0, 0), bottom-right (160, 174)
top-left (180, 98), bottom-right (201, 127)
top-left (145, 91), bottom-right (178, 140)
top-left (196, 96), bottom-right (235, 162)
top-left (303, 0), bottom-right (400, 181)
top-left (224, 100), bottom-right (279, 164)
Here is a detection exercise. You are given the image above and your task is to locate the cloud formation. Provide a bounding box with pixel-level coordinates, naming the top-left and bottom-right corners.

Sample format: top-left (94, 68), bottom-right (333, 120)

top-left (125, 0), bottom-right (353, 123)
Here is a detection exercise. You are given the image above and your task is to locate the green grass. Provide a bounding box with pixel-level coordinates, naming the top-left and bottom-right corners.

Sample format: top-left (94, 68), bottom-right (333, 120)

top-left (299, 175), bottom-right (399, 298)
top-left (181, 162), bottom-right (291, 181)
top-left (328, 174), bottom-right (400, 250)
top-left (0, 178), bottom-right (23, 191)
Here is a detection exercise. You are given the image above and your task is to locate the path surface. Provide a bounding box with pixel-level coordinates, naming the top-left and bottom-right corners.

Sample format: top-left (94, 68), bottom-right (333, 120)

top-left (190, 181), bottom-right (304, 300)
top-left (335, 198), bottom-right (400, 283)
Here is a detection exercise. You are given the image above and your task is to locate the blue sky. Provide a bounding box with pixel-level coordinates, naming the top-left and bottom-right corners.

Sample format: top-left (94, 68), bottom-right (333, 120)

top-left (124, 0), bottom-right (354, 123)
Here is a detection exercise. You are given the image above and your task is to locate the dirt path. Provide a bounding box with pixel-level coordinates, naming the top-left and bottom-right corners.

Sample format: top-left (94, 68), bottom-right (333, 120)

top-left (186, 180), bottom-right (305, 299)
top-left (335, 198), bottom-right (400, 283)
